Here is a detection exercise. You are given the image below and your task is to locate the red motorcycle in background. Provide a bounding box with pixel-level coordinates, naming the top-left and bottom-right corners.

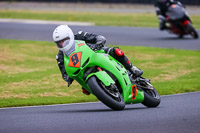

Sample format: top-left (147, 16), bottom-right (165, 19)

top-left (165, 4), bottom-right (198, 39)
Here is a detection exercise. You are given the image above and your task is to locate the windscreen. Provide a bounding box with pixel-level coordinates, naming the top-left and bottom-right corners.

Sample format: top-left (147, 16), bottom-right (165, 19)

top-left (166, 4), bottom-right (185, 20)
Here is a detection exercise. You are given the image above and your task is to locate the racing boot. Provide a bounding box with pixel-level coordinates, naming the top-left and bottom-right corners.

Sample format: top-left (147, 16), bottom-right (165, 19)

top-left (159, 21), bottom-right (167, 30)
top-left (128, 63), bottom-right (143, 78)
top-left (158, 15), bottom-right (167, 30)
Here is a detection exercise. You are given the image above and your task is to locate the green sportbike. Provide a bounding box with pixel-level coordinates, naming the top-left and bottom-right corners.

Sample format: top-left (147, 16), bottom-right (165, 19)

top-left (64, 40), bottom-right (161, 110)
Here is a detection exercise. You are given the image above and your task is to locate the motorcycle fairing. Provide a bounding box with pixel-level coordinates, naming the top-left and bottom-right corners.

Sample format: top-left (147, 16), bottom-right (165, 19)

top-left (64, 40), bottom-right (144, 104)
top-left (166, 4), bottom-right (185, 20)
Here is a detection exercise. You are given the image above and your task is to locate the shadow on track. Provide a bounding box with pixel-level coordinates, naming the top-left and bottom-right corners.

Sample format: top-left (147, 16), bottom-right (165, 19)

top-left (154, 36), bottom-right (197, 40)
top-left (45, 106), bottom-right (148, 114)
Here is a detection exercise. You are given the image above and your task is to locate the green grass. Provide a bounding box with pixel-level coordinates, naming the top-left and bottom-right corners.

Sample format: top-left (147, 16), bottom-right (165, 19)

top-left (0, 39), bottom-right (199, 108)
top-left (0, 10), bottom-right (200, 29)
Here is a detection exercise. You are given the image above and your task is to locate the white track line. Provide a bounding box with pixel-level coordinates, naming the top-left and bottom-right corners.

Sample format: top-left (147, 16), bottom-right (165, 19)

top-left (0, 18), bottom-right (94, 26)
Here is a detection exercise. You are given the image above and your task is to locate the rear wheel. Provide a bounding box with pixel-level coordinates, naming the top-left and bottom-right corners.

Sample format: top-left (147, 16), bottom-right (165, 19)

top-left (142, 87), bottom-right (161, 107)
top-left (135, 77), bottom-right (160, 107)
top-left (87, 76), bottom-right (125, 110)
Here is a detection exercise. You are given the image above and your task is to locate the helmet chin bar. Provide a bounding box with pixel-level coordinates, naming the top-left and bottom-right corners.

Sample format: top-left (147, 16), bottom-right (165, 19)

top-left (59, 40), bottom-right (75, 53)
top-left (62, 39), bottom-right (70, 48)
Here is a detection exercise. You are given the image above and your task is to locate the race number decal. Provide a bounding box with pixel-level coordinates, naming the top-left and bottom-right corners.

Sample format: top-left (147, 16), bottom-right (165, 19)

top-left (131, 85), bottom-right (137, 100)
top-left (68, 52), bottom-right (82, 68)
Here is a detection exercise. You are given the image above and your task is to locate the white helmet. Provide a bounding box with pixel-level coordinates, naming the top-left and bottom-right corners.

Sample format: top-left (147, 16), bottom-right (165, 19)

top-left (52, 25), bottom-right (75, 52)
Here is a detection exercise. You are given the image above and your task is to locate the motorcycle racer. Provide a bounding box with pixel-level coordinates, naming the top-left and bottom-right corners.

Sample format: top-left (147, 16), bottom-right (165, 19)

top-left (53, 25), bottom-right (143, 94)
top-left (154, 0), bottom-right (184, 30)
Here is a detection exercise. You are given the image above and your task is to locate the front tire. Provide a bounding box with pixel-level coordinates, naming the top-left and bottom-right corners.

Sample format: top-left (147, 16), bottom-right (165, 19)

top-left (186, 23), bottom-right (199, 39)
top-left (87, 76), bottom-right (125, 110)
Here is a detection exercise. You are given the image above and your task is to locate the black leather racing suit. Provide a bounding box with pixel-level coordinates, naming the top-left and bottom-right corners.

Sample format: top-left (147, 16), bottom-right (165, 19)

top-left (56, 31), bottom-right (140, 86)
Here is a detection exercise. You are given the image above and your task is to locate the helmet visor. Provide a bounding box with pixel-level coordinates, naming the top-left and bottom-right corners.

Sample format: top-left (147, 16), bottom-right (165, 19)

top-left (56, 37), bottom-right (70, 48)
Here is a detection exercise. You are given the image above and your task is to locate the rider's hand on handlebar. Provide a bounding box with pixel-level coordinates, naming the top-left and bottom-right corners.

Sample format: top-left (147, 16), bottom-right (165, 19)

top-left (63, 75), bottom-right (74, 87)
top-left (88, 43), bottom-right (104, 51)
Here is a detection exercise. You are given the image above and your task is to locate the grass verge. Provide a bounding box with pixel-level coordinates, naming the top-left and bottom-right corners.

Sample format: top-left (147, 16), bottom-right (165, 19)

top-left (0, 39), bottom-right (199, 108)
top-left (0, 10), bottom-right (200, 29)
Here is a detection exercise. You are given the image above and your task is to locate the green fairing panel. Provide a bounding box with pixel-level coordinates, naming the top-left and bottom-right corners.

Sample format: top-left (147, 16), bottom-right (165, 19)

top-left (86, 71), bottom-right (115, 86)
top-left (123, 85), bottom-right (144, 104)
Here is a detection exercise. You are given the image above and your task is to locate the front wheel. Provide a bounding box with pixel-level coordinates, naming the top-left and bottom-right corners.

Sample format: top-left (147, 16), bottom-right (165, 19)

top-left (87, 76), bottom-right (125, 110)
top-left (186, 23), bottom-right (199, 39)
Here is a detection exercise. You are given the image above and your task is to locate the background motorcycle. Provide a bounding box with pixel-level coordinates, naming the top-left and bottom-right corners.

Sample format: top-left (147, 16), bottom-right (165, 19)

top-left (165, 4), bottom-right (198, 39)
top-left (64, 41), bottom-right (160, 110)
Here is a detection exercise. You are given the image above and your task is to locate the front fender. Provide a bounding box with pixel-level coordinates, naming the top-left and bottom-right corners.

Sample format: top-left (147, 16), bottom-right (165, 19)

top-left (86, 71), bottom-right (115, 86)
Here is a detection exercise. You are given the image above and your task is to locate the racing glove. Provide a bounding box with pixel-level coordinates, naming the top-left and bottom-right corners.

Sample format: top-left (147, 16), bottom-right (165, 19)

top-left (96, 35), bottom-right (106, 45)
top-left (88, 43), bottom-right (103, 51)
top-left (88, 35), bottom-right (106, 50)
top-left (63, 74), bottom-right (74, 87)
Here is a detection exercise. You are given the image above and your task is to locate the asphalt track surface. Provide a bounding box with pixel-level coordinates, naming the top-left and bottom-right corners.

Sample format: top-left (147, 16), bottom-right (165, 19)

top-left (0, 92), bottom-right (200, 133)
top-left (0, 22), bottom-right (200, 50)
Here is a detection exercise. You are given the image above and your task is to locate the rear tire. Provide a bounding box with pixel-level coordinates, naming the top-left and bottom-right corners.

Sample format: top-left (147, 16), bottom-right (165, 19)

top-left (142, 87), bottom-right (161, 107)
top-left (87, 76), bottom-right (125, 110)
